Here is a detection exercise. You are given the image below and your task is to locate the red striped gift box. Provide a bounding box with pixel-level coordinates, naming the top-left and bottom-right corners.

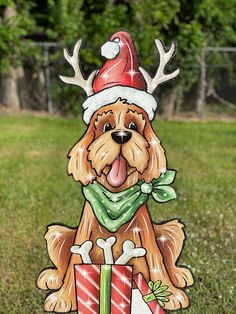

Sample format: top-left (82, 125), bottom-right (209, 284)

top-left (75, 264), bottom-right (133, 314)
top-left (75, 264), bottom-right (100, 314)
top-left (133, 273), bottom-right (166, 314)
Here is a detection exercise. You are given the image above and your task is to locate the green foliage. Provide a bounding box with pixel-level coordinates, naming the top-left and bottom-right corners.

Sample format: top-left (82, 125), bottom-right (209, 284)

top-left (0, 1), bottom-right (37, 73)
top-left (196, 0), bottom-right (236, 45)
top-left (51, 82), bottom-right (86, 115)
top-left (47, 0), bottom-right (85, 44)
top-left (176, 20), bottom-right (205, 90)
top-left (194, 0), bottom-right (236, 89)
top-left (44, 0), bottom-right (236, 109)
top-left (0, 0), bottom-right (236, 111)
top-left (128, 0), bottom-right (180, 65)
top-left (0, 0), bottom-right (14, 6)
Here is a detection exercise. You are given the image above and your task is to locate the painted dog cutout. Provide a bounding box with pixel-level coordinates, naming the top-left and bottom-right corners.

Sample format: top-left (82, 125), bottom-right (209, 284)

top-left (37, 31), bottom-right (193, 313)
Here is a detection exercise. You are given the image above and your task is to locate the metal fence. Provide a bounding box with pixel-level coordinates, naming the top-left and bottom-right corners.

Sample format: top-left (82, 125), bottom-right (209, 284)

top-left (197, 47), bottom-right (236, 118)
top-left (1, 42), bottom-right (235, 117)
top-left (28, 42), bottom-right (61, 114)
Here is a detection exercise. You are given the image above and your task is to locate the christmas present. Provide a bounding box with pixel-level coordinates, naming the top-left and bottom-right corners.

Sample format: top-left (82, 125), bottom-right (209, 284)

top-left (75, 264), bottom-right (133, 314)
top-left (133, 273), bottom-right (170, 314)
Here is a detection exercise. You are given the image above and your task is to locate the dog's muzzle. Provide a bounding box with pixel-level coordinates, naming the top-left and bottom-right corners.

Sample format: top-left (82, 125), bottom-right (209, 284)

top-left (111, 130), bottom-right (132, 144)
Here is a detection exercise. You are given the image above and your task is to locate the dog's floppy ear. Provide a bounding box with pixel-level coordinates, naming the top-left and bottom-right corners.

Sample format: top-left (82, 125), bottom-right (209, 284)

top-left (67, 124), bottom-right (96, 185)
top-left (141, 120), bottom-right (167, 182)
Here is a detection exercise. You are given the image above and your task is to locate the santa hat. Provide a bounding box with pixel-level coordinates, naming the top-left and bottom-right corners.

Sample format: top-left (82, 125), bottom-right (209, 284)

top-left (82, 31), bottom-right (157, 124)
top-left (60, 31), bottom-right (179, 124)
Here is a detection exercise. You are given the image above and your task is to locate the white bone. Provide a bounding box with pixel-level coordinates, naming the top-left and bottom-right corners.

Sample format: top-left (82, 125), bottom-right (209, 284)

top-left (115, 240), bottom-right (146, 265)
top-left (96, 236), bottom-right (116, 264)
top-left (70, 240), bottom-right (93, 264)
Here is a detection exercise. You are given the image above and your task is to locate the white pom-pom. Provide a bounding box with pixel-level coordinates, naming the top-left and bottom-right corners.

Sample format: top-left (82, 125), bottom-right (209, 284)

top-left (101, 41), bottom-right (120, 59)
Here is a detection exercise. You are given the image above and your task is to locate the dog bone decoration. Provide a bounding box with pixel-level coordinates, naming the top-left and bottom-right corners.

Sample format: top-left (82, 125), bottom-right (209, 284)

top-left (37, 31), bottom-right (194, 313)
top-left (115, 240), bottom-right (147, 265)
top-left (70, 240), bottom-right (93, 264)
top-left (96, 236), bottom-right (117, 264)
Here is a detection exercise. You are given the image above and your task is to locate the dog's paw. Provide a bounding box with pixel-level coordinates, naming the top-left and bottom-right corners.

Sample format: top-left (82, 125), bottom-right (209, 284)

top-left (164, 288), bottom-right (189, 310)
top-left (170, 266), bottom-right (194, 288)
top-left (44, 285), bottom-right (76, 313)
top-left (37, 268), bottom-right (63, 291)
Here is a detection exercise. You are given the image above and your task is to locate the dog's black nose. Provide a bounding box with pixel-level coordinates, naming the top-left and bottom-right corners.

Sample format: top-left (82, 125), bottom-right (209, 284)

top-left (111, 130), bottom-right (132, 144)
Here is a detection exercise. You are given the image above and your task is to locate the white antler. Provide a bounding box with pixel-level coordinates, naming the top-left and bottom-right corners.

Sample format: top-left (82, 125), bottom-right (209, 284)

top-left (59, 39), bottom-right (96, 96)
top-left (139, 39), bottom-right (180, 93)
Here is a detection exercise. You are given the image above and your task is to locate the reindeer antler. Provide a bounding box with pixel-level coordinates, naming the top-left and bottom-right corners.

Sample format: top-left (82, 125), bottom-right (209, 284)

top-left (59, 39), bottom-right (96, 96)
top-left (139, 39), bottom-right (180, 94)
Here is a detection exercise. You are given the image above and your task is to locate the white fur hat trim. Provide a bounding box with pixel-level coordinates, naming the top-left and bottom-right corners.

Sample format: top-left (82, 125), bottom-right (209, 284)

top-left (82, 85), bottom-right (157, 124)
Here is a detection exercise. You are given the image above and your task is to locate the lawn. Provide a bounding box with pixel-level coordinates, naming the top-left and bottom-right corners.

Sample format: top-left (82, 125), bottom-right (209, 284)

top-left (0, 114), bottom-right (235, 314)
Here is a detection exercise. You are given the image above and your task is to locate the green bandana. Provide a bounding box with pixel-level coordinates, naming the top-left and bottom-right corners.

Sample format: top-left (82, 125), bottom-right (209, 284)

top-left (83, 170), bottom-right (177, 232)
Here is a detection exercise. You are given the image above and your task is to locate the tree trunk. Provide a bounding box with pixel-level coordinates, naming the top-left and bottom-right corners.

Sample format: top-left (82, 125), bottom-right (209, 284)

top-left (31, 68), bottom-right (47, 110)
top-left (17, 66), bottom-right (30, 110)
top-left (1, 6), bottom-right (21, 111)
top-left (161, 85), bottom-right (179, 119)
top-left (1, 67), bottom-right (21, 111)
top-left (175, 85), bottom-right (183, 114)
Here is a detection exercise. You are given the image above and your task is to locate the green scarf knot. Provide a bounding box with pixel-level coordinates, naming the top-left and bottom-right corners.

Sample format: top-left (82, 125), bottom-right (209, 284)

top-left (83, 170), bottom-right (177, 232)
top-left (140, 182), bottom-right (153, 194)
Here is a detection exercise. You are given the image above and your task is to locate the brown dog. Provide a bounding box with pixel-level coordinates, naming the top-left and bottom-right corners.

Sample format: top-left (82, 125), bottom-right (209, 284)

top-left (37, 99), bottom-right (193, 312)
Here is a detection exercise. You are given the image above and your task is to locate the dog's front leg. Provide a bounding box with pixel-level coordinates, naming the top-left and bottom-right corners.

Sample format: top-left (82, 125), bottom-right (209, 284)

top-left (137, 205), bottom-right (190, 311)
top-left (37, 225), bottom-right (76, 291)
top-left (44, 203), bottom-right (94, 313)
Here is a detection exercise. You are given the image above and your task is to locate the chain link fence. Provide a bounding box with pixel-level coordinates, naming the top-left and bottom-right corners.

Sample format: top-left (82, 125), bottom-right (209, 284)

top-left (0, 42), bottom-right (235, 117)
top-left (197, 47), bottom-right (236, 117)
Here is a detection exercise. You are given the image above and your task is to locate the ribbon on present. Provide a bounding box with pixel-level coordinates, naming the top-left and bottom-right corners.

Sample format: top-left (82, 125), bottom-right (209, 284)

top-left (75, 264), bottom-right (133, 314)
top-left (144, 280), bottom-right (172, 308)
top-left (100, 265), bottom-right (111, 314)
top-left (133, 273), bottom-right (168, 314)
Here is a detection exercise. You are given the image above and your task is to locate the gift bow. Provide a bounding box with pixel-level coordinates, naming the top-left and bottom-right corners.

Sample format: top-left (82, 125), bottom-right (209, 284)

top-left (143, 280), bottom-right (172, 308)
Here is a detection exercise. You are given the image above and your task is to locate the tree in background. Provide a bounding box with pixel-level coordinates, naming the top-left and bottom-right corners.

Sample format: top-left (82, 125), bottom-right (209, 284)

top-left (0, 0), bottom-right (235, 116)
top-left (45, 0), bottom-right (236, 117)
top-left (0, 0), bottom-right (36, 110)
top-left (43, 0), bottom-right (87, 114)
top-left (194, 0), bottom-right (236, 117)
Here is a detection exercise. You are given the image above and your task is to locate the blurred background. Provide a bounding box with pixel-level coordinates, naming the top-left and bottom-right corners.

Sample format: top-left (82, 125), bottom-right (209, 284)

top-left (0, 1), bottom-right (235, 314)
top-left (0, 0), bottom-right (236, 118)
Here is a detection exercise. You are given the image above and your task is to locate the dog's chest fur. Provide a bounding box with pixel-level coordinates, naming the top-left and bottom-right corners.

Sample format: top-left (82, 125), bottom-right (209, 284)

top-left (85, 202), bottom-right (151, 281)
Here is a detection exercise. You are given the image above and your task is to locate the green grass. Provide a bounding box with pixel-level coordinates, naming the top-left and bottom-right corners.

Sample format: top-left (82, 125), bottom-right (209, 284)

top-left (0, 113), bottom-right (235, 314)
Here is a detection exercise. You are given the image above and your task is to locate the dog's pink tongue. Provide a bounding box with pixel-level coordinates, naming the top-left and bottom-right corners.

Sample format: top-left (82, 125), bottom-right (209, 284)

top-left (107, 155), bottom-right (127, 187)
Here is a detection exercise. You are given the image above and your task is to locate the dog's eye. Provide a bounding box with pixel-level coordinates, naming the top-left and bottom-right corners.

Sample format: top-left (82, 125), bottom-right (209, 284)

top-left (128, 122), bottom-right (138, 131)
top-left (103, 123), bottom-right (112, 133)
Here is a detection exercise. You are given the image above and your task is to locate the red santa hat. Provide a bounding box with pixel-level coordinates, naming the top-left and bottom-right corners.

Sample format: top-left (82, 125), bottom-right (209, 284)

top-left (60, 31), bottom-right (179, 124)
top-left (82, 31), bottom-right (157, 124)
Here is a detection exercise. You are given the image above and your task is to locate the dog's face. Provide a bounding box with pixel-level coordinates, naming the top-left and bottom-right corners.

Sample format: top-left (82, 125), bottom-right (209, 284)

top-left (68, 99), bottom-right (166, 191)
